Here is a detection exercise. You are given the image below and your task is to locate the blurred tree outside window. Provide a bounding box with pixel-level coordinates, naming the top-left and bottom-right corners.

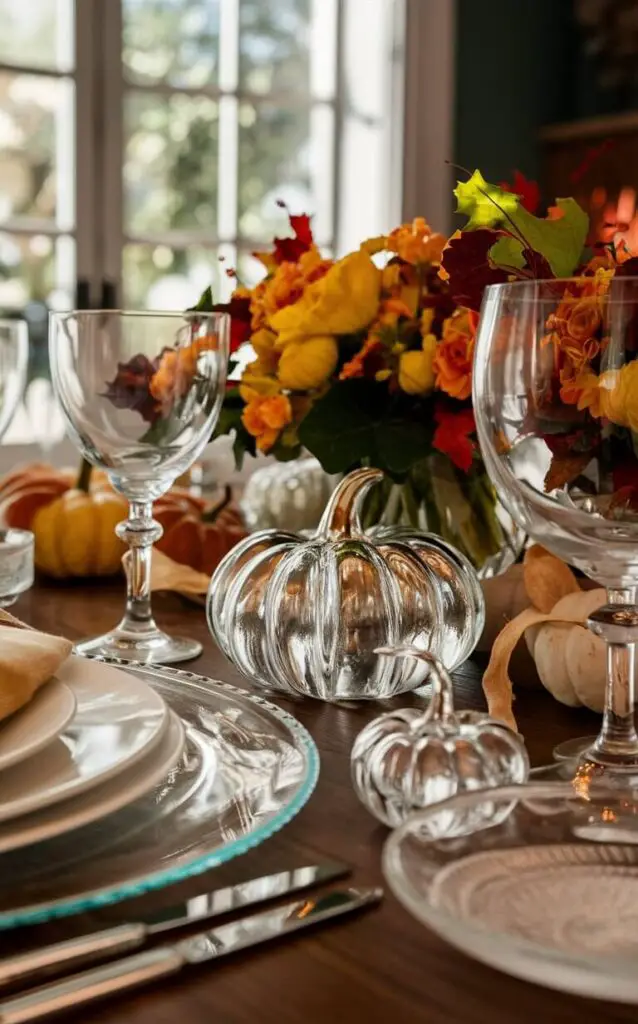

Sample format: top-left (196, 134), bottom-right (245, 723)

top-left (0, 0), bottom-right (403, 451)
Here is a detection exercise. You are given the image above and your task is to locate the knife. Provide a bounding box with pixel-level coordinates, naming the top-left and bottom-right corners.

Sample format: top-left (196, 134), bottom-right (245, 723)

top-left (0, 887), bottom-right (382, 1023)
top-left (0, 863), bottom-right (349, 992)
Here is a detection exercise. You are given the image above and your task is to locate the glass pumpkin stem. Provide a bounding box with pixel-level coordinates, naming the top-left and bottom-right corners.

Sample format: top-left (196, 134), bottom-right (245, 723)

top-left (375, 646), bottom-right (455, 723)
top-left (117, 501), bottom-right (163, 637)
top-left (318, 467), bottom-right (384, 539)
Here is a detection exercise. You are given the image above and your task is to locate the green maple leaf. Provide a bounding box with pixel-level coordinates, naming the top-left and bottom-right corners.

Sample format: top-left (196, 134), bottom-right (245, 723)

top-left (509, 198), bottom-right (588, 278)
top-left (488, 236), bottom-right (526, 271)
top-left (454, 170), bottom-right (519, 230)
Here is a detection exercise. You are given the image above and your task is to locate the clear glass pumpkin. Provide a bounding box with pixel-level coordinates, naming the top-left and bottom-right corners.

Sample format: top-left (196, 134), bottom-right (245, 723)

top-left (207, 469), bottom-right (485, 701)
top-left (351, 647), bottom-right (530, 829)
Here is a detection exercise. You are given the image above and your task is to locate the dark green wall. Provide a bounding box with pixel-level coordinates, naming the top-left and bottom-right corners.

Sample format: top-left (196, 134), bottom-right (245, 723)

top-left (454, 0), bottom-right (576, 183)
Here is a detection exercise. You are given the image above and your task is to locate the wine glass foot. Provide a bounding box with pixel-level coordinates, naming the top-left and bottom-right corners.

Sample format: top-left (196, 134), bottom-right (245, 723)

top-left (553, 735), bottom-right (598, 762)
top-left (73, 628), bottom-right (202, 665)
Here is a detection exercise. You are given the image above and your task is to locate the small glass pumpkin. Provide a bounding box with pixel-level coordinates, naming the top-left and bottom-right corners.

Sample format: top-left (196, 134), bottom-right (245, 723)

top-left (207, 468), bottom-right (484, 701)
top-left (351, 647), bottom-right (530, 828)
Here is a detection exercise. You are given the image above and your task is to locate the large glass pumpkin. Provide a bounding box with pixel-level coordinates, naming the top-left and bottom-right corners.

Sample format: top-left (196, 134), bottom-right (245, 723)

top-left (207, 469), bottom-right (484, 701)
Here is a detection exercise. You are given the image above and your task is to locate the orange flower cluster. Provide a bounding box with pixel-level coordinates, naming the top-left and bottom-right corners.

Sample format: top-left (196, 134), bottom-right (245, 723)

top-left (217, 211), bottom-right (480, 465)
top-left (434, 309), bottom-right (477, 401)
top-left (150, 334), bottom-right (218, 414)
top-left (242, 392), bottom-right (293, 452)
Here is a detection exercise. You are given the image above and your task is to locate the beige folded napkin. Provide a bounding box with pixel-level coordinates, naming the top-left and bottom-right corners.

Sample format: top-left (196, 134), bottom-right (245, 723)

top-left (0, 611), bottom-right (72, 724)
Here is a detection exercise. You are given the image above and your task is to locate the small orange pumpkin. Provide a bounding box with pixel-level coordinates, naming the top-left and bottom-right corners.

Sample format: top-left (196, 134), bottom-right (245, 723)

top-left (0, 461), bottom-right (127, 577)
top-left (155, 487), bottom-right (247, 576)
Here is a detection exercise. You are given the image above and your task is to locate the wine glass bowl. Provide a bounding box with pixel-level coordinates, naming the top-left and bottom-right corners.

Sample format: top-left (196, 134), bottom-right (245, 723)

top-left (0, 319), bottom-right (28, 443)
top-left (474, 275), bottom-right (638, 774)
top-left (49, 310), bottom-right (229, 664)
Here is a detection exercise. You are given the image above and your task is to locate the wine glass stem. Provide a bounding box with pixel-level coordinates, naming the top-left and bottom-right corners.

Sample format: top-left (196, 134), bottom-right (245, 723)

top-left (591, 586), bottom-right (638, 764)
top-left (117, 501), bottom-right (163, 635)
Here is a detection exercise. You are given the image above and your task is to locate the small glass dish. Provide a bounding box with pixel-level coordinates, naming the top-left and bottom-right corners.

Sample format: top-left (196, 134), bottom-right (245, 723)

top-left (0, 529), bottom-right (34, 607)
top-left (384, 781), bottom-right (638, 1003)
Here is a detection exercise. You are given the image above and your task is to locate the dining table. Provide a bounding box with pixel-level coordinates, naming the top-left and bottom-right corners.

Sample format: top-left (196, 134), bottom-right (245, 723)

top-left (2, 577), bottom-right (634, 1024)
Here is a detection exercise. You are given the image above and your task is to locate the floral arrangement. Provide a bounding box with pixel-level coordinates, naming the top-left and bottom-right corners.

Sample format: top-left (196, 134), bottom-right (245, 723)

top-left (208, 205), bottom-right (507, 568)
top-left (198, 167), bottom-right (638, 567)
top-left (439, 169), bottom-right (638, 505)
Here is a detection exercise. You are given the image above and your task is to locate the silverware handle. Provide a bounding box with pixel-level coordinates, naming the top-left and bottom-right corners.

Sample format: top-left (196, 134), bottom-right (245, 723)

top-left (0, 924), bottom-right (147, 991)
top-left (0, 946), bottom-right (183, 1023)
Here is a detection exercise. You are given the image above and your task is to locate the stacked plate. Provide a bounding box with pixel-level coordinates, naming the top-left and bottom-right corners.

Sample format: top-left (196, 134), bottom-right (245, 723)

top-left (0, 657), bottom-right (185, 854)
top-left (0, 658), bottom-right (319, 929)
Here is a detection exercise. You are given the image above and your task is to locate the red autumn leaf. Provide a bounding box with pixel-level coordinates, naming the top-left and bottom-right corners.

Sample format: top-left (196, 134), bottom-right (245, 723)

top-left (103, 354), bottom-right (160, 424)
top-left (613, 462), bottom-right (638, 491)
top-left (544, 452), bottom-right (592, 492)
top-left (440, 229), bottom-right (509, 312)
top-left (500, 170), bottom-right (541, 214)
top-left (273, 205), bottom-right (315, 264)
top-left (432, 405), bottom-right (476, 472)
top-left (212, 294), bottom-right (252, 354)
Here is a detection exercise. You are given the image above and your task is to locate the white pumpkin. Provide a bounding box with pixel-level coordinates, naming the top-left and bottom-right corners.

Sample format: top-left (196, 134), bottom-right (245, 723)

top-left (526, 589), bottom-right (608, 712)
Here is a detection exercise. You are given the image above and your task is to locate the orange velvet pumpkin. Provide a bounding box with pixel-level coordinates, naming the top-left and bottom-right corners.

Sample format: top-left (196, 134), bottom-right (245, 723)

top-left (0, 462), bottom-right (127, 577)
top-left (154, 487), bottom-right (247, 576)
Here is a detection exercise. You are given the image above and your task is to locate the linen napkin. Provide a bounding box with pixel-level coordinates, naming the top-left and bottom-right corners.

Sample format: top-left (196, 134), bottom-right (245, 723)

top-left (0, 611), bottom-right (72, 724)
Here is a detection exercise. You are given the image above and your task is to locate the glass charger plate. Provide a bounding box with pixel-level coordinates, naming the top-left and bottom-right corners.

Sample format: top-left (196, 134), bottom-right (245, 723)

top-left (0, 662), bottom-right (319, 929)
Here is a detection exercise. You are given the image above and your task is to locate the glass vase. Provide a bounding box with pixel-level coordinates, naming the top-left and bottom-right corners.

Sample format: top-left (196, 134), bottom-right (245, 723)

top-left (363, 456), bottom-right (524, 579)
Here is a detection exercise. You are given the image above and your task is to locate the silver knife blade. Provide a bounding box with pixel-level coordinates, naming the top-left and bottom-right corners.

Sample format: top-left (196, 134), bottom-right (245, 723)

top-left (147, 861), bottom-right (350, 935)
top-left (0, 889), bottom-right (382, 1023)
top-left (0, 863), bottom-right (349, 992)
top-left (175, 886), bottom-right (383, 964)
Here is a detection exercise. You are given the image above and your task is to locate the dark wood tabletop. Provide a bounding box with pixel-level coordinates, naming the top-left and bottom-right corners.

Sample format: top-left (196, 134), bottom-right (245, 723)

top-left (1, 579), bottom-right (633, 1024)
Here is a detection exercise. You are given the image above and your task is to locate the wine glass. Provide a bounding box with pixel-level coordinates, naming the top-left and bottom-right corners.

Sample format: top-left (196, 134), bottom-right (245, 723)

top-left (49, 310), bottom-right (229, 664)
top-left (474, 275), bottom-right (638, 779)
top-left (0, 319), bottom-right (28, 440)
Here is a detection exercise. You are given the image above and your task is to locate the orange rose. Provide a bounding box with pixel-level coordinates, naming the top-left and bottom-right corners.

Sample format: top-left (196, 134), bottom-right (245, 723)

top-left (566, 298), bottom-right (601, 341)
top-left (386, 217), bottom-right (446, 265)
top-left (150, 335), bottom-right (218, 412)
top-left (433, 309), bottom-right (477, 401)
top-left (241, 393), bottom-right (292, 452)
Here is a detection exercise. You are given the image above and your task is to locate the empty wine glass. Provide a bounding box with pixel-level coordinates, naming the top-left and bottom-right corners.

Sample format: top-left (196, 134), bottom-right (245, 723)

top-left (474, 275), bottom-right (638, 779)
top-left (0, 319), bottom-right (28, 441)
top-left (49, 310), bottom-right (229, 664)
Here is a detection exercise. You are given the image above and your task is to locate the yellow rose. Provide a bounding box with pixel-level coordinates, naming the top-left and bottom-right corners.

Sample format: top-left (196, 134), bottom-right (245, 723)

top-left (277, 336), bottom-right (338, 391)
top-left (398, 334), bottom-right (437, 396)
top-left (239, 372), bottom-right (281, 403)
top-left (600, 363), bottom-right (638, 431)
top-left (270, 250), bottom-right (381, 344)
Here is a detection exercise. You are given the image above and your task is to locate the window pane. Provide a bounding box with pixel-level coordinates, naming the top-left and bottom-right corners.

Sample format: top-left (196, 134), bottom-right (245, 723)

top-left (124, 91), bottom-right (218, 237)
top-left (123, 243), bottom-right (222, 309)
top-left (238, 101), bottom-right (333, 244)
top-left (0, 232), bottom-right (74, 312)
top-left (123, 0), bottom-right (220, 89)
top-left (239, 0), bottom-right (311, 96)
top-left (0, 0), bottom-right (74, 73)
top-left (0, 72), bottom-right (74, 229)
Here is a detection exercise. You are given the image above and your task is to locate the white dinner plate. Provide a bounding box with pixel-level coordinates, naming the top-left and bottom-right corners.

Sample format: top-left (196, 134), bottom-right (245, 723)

top-left (0, 680), bottom-right (76, 772)
top-left (0, 711), bottom-right (185, 853)
top-left (0, 657), bottom-right (167, 822)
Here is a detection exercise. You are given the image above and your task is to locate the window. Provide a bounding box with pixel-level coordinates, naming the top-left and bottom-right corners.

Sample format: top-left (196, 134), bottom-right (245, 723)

top-left (0, 0), bottom-right (404, 452)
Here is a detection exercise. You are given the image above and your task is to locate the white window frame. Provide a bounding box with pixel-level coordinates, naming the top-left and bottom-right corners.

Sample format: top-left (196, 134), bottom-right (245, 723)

top-left (0, 0), bottom-right (457, 471)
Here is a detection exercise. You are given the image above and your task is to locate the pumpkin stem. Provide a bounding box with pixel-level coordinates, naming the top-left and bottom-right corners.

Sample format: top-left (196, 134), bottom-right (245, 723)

top-left (317, 468), bottom-right (384, 539)
top-left (375, 646), bottom-right (456, 723)
top-left (201, 485), bottom-right (233, 523)
top-left (75, 457), bottom-right (93, 493)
